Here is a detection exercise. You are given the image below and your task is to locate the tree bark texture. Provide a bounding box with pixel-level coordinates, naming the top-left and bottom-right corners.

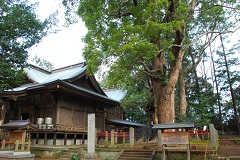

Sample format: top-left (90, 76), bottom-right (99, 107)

top-left (179, 70), bottom-right (188, 116)
top-left (152, 55), bottom-right (182, 124)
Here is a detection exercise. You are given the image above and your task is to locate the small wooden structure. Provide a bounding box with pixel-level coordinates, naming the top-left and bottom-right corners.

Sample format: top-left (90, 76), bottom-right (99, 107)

top-left (0, 120), bottom-right (37, 153)
top-left (153, 122), bottom-right (195, 160)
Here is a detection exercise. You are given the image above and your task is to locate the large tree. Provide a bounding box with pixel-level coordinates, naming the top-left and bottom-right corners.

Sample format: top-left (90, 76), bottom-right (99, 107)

top-left (77, 0), bottom-right (239, 124)
top-left (0, 0), bottom-right (57, 91)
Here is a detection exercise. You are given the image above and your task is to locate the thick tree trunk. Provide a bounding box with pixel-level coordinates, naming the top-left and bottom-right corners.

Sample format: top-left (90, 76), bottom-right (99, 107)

top-left (179, 70), bottom-right (188, 116)
top-left (152, 57), bottom-right (182, 124)
top-left (149, 0), bottom-right (185, 124)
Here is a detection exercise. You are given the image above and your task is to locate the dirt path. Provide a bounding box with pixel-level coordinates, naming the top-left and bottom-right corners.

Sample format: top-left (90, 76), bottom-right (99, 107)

top-left (217, 139), bottom-right (240, 157)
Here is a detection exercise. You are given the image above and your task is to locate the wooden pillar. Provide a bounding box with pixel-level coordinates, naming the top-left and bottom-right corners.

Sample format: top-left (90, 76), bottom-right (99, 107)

top-left (111, 129), bottom-right (114, 147)
top-left (56, 106), bottom-right (60, 124)
top-left (123, 132), bottom-right (126, 144)
top-left (82, 134), bottom-right (85, 145)
top-left (53, 132), bottom-right (57, 145)
top-left (74, 134), bottom-right (77, 145)
top-left (44, 133), bottom-right (47, 145)
top-left (64, 133), bottom-right (67, 145)
top-left (36, 133), bottom-right (39, 144)
top-left (114, 132), bottom-right (118, 144)
top-left (105, 131), bottom-right (108, 145)
top-left (158, 130), bottom-right (162, 147)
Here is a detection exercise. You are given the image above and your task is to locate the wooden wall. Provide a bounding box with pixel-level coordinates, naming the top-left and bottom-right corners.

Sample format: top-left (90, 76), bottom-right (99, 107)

top-left (3, 90), bottom-right (122, 131)
top-left (57, 92), bottom-right (98, 128)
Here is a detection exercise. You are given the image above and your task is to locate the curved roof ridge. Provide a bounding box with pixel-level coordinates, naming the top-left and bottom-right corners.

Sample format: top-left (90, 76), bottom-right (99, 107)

top-left (24, 64), bottom-right (86, 84)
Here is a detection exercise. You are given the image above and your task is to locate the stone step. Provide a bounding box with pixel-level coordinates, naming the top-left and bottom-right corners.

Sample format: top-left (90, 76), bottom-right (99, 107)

top-left (121, 153), bottom-right (152, 156)
top-left (119, 155), bottom-right (151, 159)
top-left (118, 150), bottom-right (153, 160)
top-left (118, 158), bottom-right (150, 160)
top-left (57, 158), bottom-right (69, 160)
top-left (121, 152), bottom-right (152, 155)
top-left (60, 148), bottom-right (80, 159)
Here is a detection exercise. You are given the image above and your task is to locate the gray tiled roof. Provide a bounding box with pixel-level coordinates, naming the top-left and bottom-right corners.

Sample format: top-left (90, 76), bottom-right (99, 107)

top-left (0, 120), bottom-right (38, 130)
top-left (152, 122), bottom-right (195, 129)
top-left (4, 63), bottom-right (126, 103)
top-left (106, 118), bottom-right (147, 127)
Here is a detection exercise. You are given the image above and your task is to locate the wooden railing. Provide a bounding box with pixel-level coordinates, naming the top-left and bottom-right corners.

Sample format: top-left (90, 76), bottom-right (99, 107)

top-left (96, 131), bottom-right (130, 145)
top-left (55, 124), bottom-right (86, 132)
top-left (1, 140), bottom-right (15, 150)
top-left (37, 124), bottom-right (87, 132)
top-left (188, 129), bottom-right (209, 140)
top-left (1, 139), bottom-right (30, 151)
top-left (97, 131), bottom-right (129, 139)
top-left (14, 140), bottom-right (31, 151)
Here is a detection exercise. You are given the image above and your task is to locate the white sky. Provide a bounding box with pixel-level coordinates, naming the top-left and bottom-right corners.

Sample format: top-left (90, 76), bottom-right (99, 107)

top-left (27, 0), bottom-right (87, 69)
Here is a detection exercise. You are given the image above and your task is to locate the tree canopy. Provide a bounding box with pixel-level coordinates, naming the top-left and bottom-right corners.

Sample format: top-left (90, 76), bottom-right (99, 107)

top-left (77, 0), bottom-right (240, 124)
top-left (0, 0), bottom-right (57, 91)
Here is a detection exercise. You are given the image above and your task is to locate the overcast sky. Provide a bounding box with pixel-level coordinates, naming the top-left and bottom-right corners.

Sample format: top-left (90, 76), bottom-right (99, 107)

top-left (28, 0), bottom-right (87, 69)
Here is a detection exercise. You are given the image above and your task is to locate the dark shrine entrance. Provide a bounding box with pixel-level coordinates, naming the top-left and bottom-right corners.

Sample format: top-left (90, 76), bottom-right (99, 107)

top-left (21, 113), bottom-right (29, 120)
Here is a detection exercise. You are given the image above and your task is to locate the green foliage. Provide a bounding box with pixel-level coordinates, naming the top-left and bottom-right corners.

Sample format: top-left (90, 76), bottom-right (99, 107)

top-left (0, 0), bottom-right (57, 91)
top-left (77, 0), bottom-right (240, 123)
top-left (31, 55), bottom-right (55, 71)
top-left (175, 75), bottom-right (217, 128)
top-left (70, 153), bottom-right (80, 160)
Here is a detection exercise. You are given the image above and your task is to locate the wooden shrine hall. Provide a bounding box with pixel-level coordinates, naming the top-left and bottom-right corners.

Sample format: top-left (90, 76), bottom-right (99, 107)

top-left (0, 62), bottom-right (127, 146)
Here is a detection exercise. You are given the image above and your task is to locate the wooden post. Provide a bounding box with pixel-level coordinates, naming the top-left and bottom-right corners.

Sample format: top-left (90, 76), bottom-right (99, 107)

top-left (95, 129), bottom-right (98, 145)
top-left (1, 139), bottom-right (6, 150)
top-left (64, 133), bottom-right (67, 145)
top-left (27, 141), bottom-right (31, 151)
top-left (74, 134), bottom-right (77, 145)
top-left (53, 132), bottom-right (57, 145)
top-left (105, 131), bottom-right (108, 145)
top-left (123, 132), bottom-right (126, 144)
top-left (36, 133), bottom-right (39, 144)
top-left (114, 132), bottom-right (118, 144)
top-left (111, 129), bottom-right (114, 147)
top-left (82, 134), bottom-right (85, 145)
top-left (44, 133), bottom-right (47, 145)
top-left (158, 130), bottom-right (162, 147)
top-left (15, 140), bottom-right (19, 151)
top-left (21, 141), bottom-right (24, 150)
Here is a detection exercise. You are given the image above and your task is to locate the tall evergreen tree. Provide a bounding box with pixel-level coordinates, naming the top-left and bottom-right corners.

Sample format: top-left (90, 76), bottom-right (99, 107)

top-left (215, 36), bottom-right (240, 134)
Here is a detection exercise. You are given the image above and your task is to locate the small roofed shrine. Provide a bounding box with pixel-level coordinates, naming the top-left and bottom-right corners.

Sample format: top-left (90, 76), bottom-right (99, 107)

top-left (0, 120), bottom-right (37, 156)
top-left (0, 62), bottom-right (127, 146)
